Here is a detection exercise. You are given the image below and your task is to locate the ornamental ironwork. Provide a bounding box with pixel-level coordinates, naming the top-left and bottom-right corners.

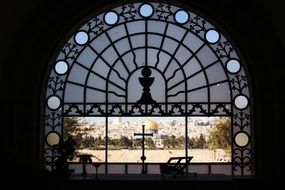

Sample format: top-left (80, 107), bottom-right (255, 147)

top-left (43, 1), bottom-right (252, 176)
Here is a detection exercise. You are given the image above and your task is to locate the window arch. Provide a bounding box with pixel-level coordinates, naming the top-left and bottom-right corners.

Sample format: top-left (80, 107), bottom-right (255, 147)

top-left (43, 1), bottom-right (252, 176)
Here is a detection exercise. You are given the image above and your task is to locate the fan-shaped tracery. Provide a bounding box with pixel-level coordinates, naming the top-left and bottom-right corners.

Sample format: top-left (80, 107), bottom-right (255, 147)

top-left (44, 2), bottom-right (252, 176)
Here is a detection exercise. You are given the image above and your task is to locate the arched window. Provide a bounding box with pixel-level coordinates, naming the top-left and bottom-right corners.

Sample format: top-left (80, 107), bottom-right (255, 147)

top-left (43, 1), bottom-right (252, 176)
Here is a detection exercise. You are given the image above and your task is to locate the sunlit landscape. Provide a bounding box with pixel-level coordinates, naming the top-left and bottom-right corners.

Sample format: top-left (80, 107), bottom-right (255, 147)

top-left (64, 116), bottom-right (231, 163)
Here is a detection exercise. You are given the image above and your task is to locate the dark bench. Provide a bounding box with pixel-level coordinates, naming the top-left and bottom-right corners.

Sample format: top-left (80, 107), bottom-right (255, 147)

top-left (160, 156), bottom-right (196, 177)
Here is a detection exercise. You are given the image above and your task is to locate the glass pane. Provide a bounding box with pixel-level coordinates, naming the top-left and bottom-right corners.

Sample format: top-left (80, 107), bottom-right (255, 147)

top-left (206, 63), bottom-right (228, 84)
top-left (92, 58), bottom-right (110, 78)
top-left (121, 52), bottom-right (136, 71)
top-left (167, 69), bottom-right (184, 88)
top-left (46, 132), bottom-right (60, 146)
top-left (183, 58), bottom-right (201, 78)
top-left (68, 63), bottom-right (89, 85)
top-left (210, 82), bottom-right (231, 102)
top-left (108, 117), bottom-right (185, 163)
top-left (113, 60), bottom-right (129, 80)
top-left (76, 46), bottom-right (97, 68)
top-left (74, 31), bottom-right (89, 45)
top-left (164, 60), bottom-right (180, 79)
top-left (64, 117), bottom-right (106, 163)
top-left (64, 83), bottom-right (84, 102)
top-left (55, 60), bottom-right (68, 75)
top-left (86, 89), bottom-right (105, 103)
top-left (147, 49), bottom-right (159, 67)
top-left (196, 46), bottom-right (218, 67)
top-left (109, 70), bottom-right (126, 89)
top-left (162, 37), bottom-right (179, 55)
top-left (188, 117), bottom-right (231, 162)
top-left (139, 3), bottom-right (153, 17)
top-left (187, 87), bottom-right (208, 102)
top-left (114, 38), bottom-right (131, 55)
top-left (166, 23), bottom-right (186, 41)
top-left (130, 34), bottom-right (145, 48)
top-left (175, 45), bottom-right (192, 64)
top-left (148, 34), bottom-right (163, 48)
top-left (148, 20), bottom-right (166, 34)
top-left (174, 10), bottom-right (189, 24)
top-left (90, 33), bottom-right (110, 53)
top-left (187, 72), bottom-right (207, 90)
top-left (205, 29), bottom-right (220, 44)
top-left (156, 52), bottom-right (171, 72)
top-left (226, 59), bottom-right (240, 73)
top-left (235, 132), bottom-right (249, 147)
top-left (108, 25), bottom-right (127, 41)
top-left (234, 95), bottom-right (248, 110)
top-left (87, 73), bottom-right (106, 90)
top-left (47, 96), bottom-right (61, 110)
top-left (183, 32), bottom-right (204, 52)
top-left (104, 11), bottom-right (118, 25)
top-left (101, 47), bottom-right (119, 65)
top-left (126, 21), bottom-right (145, 34)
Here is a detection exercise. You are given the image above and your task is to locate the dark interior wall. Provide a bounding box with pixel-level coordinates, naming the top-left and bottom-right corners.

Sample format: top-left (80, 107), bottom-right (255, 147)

top-left (0, 0), bottom-right (281, 186)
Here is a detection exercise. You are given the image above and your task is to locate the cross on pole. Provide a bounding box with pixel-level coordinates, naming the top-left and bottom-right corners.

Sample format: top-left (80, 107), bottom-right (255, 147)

top-left (134, 124), bottom-right (153, 174)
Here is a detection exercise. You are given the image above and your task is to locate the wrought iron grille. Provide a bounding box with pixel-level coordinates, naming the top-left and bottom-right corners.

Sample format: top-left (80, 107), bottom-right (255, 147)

top-left (43, 2), bottom-right (252, 176)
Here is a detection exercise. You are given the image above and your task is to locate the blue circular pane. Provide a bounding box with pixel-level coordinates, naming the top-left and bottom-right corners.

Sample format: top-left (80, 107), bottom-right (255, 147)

top-left (234, 95), bottom-right (248, 110)
top-left (104, 11), bottom-right (118, 25)
top-left (226, 59), bottom-right (240, 73)
top-left (75, 31), bottom-right (89, 45)
top-left (139, 4), bottom-right (153, 17)
top-left (55, 60), bottom-right (68, 75)
top-left (47, 96), bottom-right (61, 110)
top-left (205, 29), bottom-right (220, 43)
top-left (175, 10), bottom-right (189, 24)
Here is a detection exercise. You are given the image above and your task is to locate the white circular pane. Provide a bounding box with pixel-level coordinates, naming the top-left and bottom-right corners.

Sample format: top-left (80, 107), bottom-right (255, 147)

top-left (139, 4), bottom-right (153, 17)
top-left (47, 133), bottom-right (60, 146)
top-left (235, 132), bottom-right (249, 147)
top-left (205, 29), bottom-right (220, 43)
top-left (175, 10), bottom-right (189, 24)
top-left (226, 59), bottom-right (240, 73)
top-left (47, 96), bottom-right (61, 110)
top-left (104, 11), bottom-right (118, 25)
top-left (55, 61), bottom-right (68, 75)
top-left (75, 31), bottom-right (89, 45)
top-left (234, 95), bottom-right (248, 110)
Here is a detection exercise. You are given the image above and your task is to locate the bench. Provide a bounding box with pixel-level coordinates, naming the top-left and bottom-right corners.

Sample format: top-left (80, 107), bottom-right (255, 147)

top-left (160, 156), bottom-right (196, 177)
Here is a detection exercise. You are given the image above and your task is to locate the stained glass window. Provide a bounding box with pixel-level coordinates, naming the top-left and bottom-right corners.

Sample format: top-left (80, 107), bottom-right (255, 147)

top-left (43, 2), bottom-right (252, 176)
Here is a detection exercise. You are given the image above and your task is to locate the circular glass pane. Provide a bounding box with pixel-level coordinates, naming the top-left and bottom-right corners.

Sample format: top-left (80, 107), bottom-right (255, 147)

top-left (174, 10), bottom-right (189, 24)
top-left (55, 60), bottom-right (68, 75)
top-left (47, 96), bottom-right (61, 110)
top-left (104, 11), bottom-right (118, 25)
top-left (75, 31), bottom-right (89, 45)
top-left (205, 29), bottom-right (220, 43)
top-left (139, 4), bottom-right (153, 17)
top-left (235, 132), bottom-right (249, 147)
top-left (234, 95), bottom-right (248, 110)
top-left (226, 59), bottom-right (241, 73)
top-left (47, 132), bottom-right (60, 146)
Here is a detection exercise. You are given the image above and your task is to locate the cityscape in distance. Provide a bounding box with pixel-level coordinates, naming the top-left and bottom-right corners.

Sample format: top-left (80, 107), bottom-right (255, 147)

top-left (64, 116), bottom-right (231, 163)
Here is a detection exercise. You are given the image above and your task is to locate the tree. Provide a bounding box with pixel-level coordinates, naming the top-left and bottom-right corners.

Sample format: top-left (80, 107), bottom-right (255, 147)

top-left (195, 134), bottom-right (207, 149)
top-left (63, 117), bottom-right (81, 141)
top-left (145, 138), bottom-right (156, 149)
top-left (207, 117), bottom-right (231, 151)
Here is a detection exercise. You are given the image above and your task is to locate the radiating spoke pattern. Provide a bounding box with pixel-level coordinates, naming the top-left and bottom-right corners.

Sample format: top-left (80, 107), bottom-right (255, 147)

top-left (44, 2), bottom-right (252, 176)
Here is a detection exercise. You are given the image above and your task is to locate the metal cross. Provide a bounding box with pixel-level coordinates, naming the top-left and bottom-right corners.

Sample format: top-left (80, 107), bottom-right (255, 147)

top-left (134, 124), bottom-right (153, 174)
